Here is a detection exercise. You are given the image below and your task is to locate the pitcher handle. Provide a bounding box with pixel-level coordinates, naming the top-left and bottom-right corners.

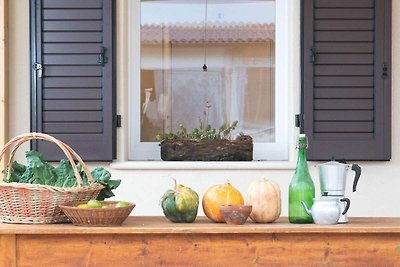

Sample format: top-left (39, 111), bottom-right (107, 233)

top-left (340, 198), bottom-right (351, 215)
top-left (351, 164), bottom-right (361, 192)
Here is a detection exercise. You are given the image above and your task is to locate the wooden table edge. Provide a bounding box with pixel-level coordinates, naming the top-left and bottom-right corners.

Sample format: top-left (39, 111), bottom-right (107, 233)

top-left (0, 216), bottom-right (399, 235)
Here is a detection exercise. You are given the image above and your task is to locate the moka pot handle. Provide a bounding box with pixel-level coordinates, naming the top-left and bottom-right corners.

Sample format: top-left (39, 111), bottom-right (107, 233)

top-left (351, 164), bottom-right (361, 192)
top-left (340, 198), bottom-right (351, 215)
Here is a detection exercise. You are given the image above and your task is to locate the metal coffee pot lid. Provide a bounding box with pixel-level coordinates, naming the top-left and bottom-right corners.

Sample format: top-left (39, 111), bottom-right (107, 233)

top-left (318, 160), bottom-right (348, 168)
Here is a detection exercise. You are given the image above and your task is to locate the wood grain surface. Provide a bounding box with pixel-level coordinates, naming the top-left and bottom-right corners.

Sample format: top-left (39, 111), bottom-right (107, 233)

top-left (0, 235), bottom-right (16, 267)
top-left (14, 233), bottom-right (400, 266)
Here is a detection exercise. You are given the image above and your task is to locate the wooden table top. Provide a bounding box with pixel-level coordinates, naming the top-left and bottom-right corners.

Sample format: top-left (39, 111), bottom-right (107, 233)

top-left (1, 216), bottom-right (400, 235)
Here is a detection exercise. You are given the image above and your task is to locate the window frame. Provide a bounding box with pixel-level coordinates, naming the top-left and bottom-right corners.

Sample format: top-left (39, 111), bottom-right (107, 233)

top-left (127, 0), bottom-right (290, 161)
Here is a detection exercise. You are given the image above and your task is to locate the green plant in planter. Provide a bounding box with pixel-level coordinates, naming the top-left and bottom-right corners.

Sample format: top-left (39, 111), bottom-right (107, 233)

top-left (155, 102), bottom-right (239, 142)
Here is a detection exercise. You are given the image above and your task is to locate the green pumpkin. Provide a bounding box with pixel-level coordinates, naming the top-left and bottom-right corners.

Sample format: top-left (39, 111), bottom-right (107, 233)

top-left (161, 180), bottom-right (199, 223)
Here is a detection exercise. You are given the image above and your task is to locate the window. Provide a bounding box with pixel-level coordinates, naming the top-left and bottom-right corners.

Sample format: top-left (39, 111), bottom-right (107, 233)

top-left (128, 0), bottom-right (289, 160)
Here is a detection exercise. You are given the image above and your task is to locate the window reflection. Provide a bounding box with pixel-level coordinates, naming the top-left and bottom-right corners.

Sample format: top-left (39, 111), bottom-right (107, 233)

top-left (140, 0), bottom-right (275, 142)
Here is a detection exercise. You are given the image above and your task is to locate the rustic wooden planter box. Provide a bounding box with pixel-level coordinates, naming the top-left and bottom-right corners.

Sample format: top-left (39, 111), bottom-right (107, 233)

top-left (160, 135), bottom-right (253, 161)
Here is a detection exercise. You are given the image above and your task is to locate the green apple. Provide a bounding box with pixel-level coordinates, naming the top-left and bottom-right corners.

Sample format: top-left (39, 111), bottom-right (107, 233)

top-left (86, 199), bottom-right (102, 208)
top-left (115, 201), bottom-right (130, 208)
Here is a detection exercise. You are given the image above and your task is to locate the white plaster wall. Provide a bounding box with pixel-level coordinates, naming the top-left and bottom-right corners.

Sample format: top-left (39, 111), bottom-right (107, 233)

top-left (8, 0), bottom-right (400, 217)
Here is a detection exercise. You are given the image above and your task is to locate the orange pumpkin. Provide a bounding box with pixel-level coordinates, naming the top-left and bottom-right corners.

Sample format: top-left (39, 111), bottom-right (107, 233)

top-left (202, 181), bottom-right (244, 222)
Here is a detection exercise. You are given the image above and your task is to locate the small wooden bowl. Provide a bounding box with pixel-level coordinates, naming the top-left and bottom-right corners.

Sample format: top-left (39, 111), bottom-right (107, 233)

top-left (220, 205), bottom-right (252, 225)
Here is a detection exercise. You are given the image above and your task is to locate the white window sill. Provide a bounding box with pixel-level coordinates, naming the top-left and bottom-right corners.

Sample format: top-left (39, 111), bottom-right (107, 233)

top-left (110, 161), bottom-right (296, 170)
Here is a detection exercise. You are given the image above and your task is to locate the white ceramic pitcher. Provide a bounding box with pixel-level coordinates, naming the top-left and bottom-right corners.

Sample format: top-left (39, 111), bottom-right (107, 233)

top-left (301, 197), bottom-right (350, 225)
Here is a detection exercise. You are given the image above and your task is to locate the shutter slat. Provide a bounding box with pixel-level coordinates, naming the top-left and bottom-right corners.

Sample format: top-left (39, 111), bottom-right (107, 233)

top-left (316, 43), bottom-right (374, 54)
top-left (43, 55), bottom-right (99, 65)
top-left (315, 65), bottom-right (373, 76)
top-left (315, 31), bottom-right (373, 42)
top-left (42, 0), bottom-right (102, 9)
top-left (43, 32), bottom-right (102, 43)
top-left (315, 99), bottom-right (373, 110)
top-left (43, 89), bottom-right (102, 99)
top-left (315, 77), bottom-right (373, 87)
top-left (315, 122), bottom-right (373, 133)
top-left (315, 9), bottom-right (374, 19)
top-left (315, 0), bottom-right (374, 8)
top-left (43, 77), bottom-right (101, 88)
top-left (43, 100), bottom-right (102, 111)
top-left (44, 43), bottom-right (101, 54)
top-left (314, 133), bottom-right (374, 140)
top-left (315, 110), bottom-right (373, 121)
top-left (43, 10), bottom-right (102, 20)
top-left (316, 54), bottom-right (373, 65)
top-left (43, 123), bottom-right (103, 133)
top-left (43, 21), bottom-right (102, 31)
top-left (315, 88), bottom-right (373, 98)
top-left (44, 111), bottom-right (102, 122)
top-left (45, 66), bottom-right (102, 77)
top-left (315, 20), bottom-right (374, 31)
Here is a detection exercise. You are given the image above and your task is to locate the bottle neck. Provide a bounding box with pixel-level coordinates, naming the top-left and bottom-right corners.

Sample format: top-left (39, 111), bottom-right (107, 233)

top-left (296, 146), bottom-right (309, 173)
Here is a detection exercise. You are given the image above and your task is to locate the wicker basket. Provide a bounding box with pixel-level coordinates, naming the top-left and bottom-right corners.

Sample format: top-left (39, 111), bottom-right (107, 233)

top-left (59, 201), bottom-right (135, 226)
top-left (0, 132), bottom-right (104, 224)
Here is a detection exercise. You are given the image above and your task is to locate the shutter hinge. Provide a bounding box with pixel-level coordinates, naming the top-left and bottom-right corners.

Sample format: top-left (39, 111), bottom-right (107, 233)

top-left (382, 63), bottom-right (389, 79)
top-left (98, 46), bottom-right (108, 66)
top-left (32, 62), bottom-right (43, 78)
top-left (309, 46), bottom-right (316, 64)
top-left (115, 115), bottom-right (122, 128)
top-left (295, 114), bottom-right (304, 128)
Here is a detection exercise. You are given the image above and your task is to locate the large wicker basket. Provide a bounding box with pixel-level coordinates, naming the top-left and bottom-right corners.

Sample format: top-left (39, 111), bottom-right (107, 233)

top-left (0, 133), bottom-right (104, 224)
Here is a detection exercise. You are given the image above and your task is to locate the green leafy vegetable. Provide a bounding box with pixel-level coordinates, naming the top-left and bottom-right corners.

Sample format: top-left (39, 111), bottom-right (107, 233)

top-left (6, 161), bottom-right (26, 182)
top-left (54, 159), bottom-right (78, 188)
top-left (91, 168), bottom-right (112, 183)
top-left (17, 151), bottom-right (58, 186)
top-left (3, 151), bottom-right (121, 200)
top-left (79, 166), bottom-right (121, 200)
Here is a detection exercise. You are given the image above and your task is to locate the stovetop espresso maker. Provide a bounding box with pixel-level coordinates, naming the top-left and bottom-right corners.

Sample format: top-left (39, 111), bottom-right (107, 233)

top-left (317, 160), bottom-right (361, 223)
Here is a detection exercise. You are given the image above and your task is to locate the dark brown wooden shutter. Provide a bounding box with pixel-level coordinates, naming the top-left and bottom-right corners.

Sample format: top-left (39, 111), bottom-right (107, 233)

top-left (302, 0), bottom-right (391, 160)
top-left (30, 0), bottom-right (116, 161)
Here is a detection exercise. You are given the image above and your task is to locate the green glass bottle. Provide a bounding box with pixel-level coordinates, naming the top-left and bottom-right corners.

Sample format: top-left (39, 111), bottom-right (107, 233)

top-left (289, 134), bottom-right (315, 223)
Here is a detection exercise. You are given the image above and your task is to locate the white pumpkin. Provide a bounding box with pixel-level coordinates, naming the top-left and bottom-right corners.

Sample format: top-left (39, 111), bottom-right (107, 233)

top-left (246, 177), bottom-right (281, 223)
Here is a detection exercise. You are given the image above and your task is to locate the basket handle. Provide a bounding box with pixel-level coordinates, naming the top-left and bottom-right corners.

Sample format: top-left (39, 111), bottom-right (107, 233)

top-left (0, 133), bottom-right (94, 187)
top-left (6, 136), bottom-right (93, 186)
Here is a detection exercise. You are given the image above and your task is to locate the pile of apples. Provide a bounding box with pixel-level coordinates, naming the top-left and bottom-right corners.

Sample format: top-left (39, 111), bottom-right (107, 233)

top-left (76, 199), bottom-right (130, 209)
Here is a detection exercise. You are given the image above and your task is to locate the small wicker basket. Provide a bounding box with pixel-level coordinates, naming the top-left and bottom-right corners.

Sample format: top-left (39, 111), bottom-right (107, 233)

top-left (59, 201), bottom-right (135, 226)
top-left (0, 132), bottom-right (104, 224)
